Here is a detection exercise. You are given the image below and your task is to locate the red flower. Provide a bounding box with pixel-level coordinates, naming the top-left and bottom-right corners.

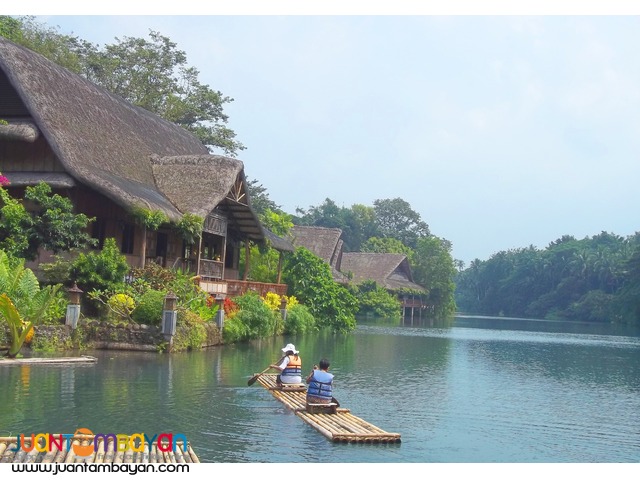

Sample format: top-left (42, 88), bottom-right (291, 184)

top-left (223, 297), bottom-right (238, 315)
top-left (0, 174), bottom-right (9, 187)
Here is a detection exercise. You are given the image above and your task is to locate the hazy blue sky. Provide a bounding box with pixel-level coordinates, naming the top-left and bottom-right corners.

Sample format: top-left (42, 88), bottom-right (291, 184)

top-left (17, 7), bottom-right (640, 265)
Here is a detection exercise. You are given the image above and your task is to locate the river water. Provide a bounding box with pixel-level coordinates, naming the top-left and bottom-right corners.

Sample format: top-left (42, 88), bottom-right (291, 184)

top-left (1, 315), bottom-right (639, 463)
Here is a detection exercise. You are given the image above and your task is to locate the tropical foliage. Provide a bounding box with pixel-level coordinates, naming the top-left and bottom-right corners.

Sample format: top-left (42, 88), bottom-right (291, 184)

top-left (283, 248), bottom-right (358, 332)
top-left (0, 250), bottom-right (61, 357)
top-left (0, 182), bottom-right (95, 260)
top-left (455, 232), bottom-right (640, 325)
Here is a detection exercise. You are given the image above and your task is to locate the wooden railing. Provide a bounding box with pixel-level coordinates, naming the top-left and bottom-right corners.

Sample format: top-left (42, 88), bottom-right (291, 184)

top-left (401, 297), bottom-right (426, 308)
top-left (226, 280), bottom-right (287, 297)
top-left (199, 259), bottom-right (223, 279)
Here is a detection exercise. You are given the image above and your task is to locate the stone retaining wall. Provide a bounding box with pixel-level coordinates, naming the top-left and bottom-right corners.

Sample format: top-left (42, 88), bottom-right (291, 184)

top-left (1, 320), bottom-right (223, 354)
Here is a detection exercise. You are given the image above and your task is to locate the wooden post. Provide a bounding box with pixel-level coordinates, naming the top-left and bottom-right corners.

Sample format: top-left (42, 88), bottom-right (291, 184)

top-left (276, 252), bottom-right (283, 284)
top-left (195, 235), bottom-right (203, 276)
top-left (243, 241), bottom-right (250, 281)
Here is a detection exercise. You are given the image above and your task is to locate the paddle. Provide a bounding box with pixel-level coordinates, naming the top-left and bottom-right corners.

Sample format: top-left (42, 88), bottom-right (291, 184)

top-left (247, 366), bottom-right (272, 386)
top-left (247, 355), bottom-right (285, 386)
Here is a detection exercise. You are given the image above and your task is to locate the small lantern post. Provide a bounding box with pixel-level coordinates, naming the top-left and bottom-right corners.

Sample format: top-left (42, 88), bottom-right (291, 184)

top-left (280, 296), bottom-right (288, 322)
top-left (215, 295), bottom-right (225, 330)
top-left (162, 292), bottom-right (178, 351)
top-left (66, 283), bottom-right (83, 329)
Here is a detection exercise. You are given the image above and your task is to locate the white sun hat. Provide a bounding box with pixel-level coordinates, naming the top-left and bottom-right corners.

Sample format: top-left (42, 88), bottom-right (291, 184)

top-left (281, 343), bottom-right (299, 354)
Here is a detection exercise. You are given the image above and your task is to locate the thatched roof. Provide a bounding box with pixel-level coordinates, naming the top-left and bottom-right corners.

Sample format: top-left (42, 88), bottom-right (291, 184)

top-left (0, 37), bottom-right (264, 241)
top-left (263, 228), bottom-right (295, 252)
top-left (290, 226), bottom-right (343, 265)
top-left (341, 252), bottom-right (426, 291)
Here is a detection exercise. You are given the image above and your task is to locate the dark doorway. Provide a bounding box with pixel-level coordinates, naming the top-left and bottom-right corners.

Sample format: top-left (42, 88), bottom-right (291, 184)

top-left (156, 232), bottom-right (168, 266)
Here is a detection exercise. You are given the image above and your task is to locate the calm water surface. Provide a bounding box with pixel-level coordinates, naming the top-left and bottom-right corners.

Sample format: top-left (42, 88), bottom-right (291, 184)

top-left (1, 316), bottom-right (639, 463)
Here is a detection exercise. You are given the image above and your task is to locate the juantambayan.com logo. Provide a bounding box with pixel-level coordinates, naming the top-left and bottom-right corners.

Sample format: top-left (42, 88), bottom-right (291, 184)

top-left (11, 428), bottom-right (188, 457)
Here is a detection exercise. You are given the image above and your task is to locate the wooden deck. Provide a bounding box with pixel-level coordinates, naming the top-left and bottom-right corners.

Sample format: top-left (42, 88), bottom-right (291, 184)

top-left (0, 356), bottom-right (98, 366)
top-left (0, 435), bottom-right (199, 463)
top-left (256, 374), bottom-right (401, 444)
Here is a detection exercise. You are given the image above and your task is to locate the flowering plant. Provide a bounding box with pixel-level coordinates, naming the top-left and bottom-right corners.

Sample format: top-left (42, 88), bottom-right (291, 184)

top-left (0, 171), bottom-right (9, 187)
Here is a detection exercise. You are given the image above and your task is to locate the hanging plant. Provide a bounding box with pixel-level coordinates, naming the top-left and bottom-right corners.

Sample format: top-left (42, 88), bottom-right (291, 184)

top-left (176, 213), bottom-right (204, 245)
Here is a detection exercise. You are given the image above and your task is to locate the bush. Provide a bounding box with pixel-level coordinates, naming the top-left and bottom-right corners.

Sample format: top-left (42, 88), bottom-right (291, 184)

top-left (173, 308), bottom-right (207, 352)
top-left (132, 289), bottom-right (166, 325)
top-left (356, 281), bottom-right (402, 318)
top-left (222, 313), bottom-right (248, 344)
top-left (69, 238), bottom-right (129, 293)
top-left (107, 293), bottom-right (135, 322)
top-left (283, 247), bottom-right (358, 333)
top-left (284, 304), bottom-right (316, 335)
top-left (233, 291), bottom-right (279, 339)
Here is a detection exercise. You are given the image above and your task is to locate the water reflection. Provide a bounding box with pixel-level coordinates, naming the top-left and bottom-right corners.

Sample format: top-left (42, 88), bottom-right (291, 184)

top-left (0, 315), bottom-right (638, 462)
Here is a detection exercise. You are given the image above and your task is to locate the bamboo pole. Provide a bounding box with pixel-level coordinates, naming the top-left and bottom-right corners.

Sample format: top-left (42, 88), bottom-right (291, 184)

top-left (1, 443), bottom-right (17, 463)
top-left (187, 445), bottom-right (200, 463)
top-left (53, 445), bottom-right (67, 463)
top-left (297, 414), bottom-right (335, 441)
top-left (141, 444), bottom-right (149, 464)
top-left (113, 449), bottom-right (124, 463)
top-left (13, 448), bottom-right (27, 463)
top-left (63, 440), bottom-right (80, 463)
top-left (41, 443), bottom-right (59, 464)
top-left (94, 438), bottom-right (105, 464)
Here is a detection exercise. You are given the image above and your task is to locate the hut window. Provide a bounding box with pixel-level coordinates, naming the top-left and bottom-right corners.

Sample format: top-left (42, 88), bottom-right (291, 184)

top-left (121, 223), bottom-right (135, 254)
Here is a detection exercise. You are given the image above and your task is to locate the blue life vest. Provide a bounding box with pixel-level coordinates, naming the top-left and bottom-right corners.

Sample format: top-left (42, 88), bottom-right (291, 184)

top-left (307, 370), bottom-right (333, 399)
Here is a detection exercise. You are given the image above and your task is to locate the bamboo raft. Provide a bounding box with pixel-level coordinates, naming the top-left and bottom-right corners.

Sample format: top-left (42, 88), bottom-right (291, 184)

top-left (0, 356), bottom-right (98, 366)
top-left (256, 374), bottom-right (401, 444)
top-left (0, 435), bottom-right (200, 463)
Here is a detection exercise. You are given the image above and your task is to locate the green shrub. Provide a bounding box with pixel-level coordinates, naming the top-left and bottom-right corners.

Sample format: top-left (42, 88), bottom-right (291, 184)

top-left (356, 281), bottom-right (402, 318)
top-left (233, 291), bottom-right (279, 339)
top-left (69, 238), bottom-right (129, 293)
top-left (132, 289), bottom-right (166, 325)
top-left (284, 304), bottom-right (316, 334)
top-left (283, 247), bottom-right (358, 333)
top-left (106, 293), bottom-right (135, 322)
top-left (221, 314), bottom-right (248, 343)
top-left (173, 308), bottom-right (207, 352)
top-left (43, 289), bottom-right (68, 324)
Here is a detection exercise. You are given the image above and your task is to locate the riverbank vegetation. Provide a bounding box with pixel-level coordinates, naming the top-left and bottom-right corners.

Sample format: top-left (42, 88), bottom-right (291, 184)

top-left (455, 232), bottom-right (640, 325)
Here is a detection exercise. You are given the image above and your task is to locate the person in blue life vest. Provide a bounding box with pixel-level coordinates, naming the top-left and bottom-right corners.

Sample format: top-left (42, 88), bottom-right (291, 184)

top-left (306, 358), bottom-right (334, 404)
top-left (270, 343), bottom-right (302, 385)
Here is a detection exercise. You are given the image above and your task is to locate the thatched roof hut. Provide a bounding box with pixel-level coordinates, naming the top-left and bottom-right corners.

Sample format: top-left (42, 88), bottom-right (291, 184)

top-left (340, 252), bottom-right (425, 291)
top-left (289, 225), bottom-right (348, 282)
top-left (0, 37), bottom-right (264, 242)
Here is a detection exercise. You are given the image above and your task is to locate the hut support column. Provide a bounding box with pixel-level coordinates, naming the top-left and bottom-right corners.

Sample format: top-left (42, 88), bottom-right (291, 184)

top-left (196, 235), bottom-right (203, 276)
top-left (243, 242), bottom-right (251, 281)
top-left (276, 252), bottom-right (283, 284)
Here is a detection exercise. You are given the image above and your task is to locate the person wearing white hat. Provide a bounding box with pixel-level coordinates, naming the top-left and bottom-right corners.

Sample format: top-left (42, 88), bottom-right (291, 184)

top-left (270, 343), bottom-right (302, 385)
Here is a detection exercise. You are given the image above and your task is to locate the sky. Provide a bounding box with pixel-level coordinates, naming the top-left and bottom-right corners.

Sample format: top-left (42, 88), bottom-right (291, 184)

top-left (10, 3), bottom-right (640, 266)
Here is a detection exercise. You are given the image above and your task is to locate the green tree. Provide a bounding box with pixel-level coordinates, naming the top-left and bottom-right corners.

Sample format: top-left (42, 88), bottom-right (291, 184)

top-left (246, 178), bottom-right (282, 218)
top-left (373, 198), bottom-right (430, 249)
top-left (361, 236), bottom-right (414, 261)
top-left (283, 248), bottom-right (358, 332)
top-left (0, 182), bottom-right (95, 260)
top-left (412, 236), bottom-right (456, 319)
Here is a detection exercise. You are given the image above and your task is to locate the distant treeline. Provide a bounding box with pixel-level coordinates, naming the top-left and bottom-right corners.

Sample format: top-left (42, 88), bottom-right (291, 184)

top-left (455, 232), bottom-right (640, 325)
